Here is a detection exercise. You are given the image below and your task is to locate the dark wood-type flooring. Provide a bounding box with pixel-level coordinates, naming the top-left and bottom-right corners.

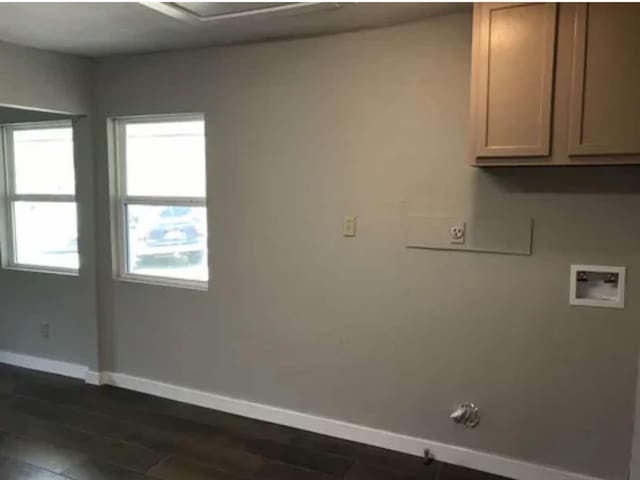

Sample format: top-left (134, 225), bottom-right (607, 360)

top-left (0, 363), bottom-right (512, 480)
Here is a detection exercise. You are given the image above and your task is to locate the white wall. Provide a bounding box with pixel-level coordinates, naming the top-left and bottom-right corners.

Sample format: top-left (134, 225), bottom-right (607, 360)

top-left (90, 13), bottom-right (640, 480)
top-left (0, 41), bottom-right (98, 369)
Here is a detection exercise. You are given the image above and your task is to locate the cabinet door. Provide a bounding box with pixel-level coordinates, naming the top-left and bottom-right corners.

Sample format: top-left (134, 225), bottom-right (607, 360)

top-left (568, 4), bottom-right (640, 155)
top-left (473, 3), bottom-right (557, 158)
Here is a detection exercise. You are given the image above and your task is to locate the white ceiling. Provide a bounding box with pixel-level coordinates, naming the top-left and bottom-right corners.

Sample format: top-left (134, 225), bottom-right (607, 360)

top-left (0, 2), bottom-right (469, 58)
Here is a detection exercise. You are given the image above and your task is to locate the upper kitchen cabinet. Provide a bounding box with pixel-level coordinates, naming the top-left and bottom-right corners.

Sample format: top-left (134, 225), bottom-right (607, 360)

top-left (568, 4), bottom-right (640, 156)
top-left (470, 3), bottom-right (640, 166)
top-left (471, 3), bottom-right (557, 159)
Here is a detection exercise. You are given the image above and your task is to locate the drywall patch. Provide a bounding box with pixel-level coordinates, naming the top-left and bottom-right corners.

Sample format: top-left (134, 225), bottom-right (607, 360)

top-left (406, 215), bottom-right (533, 255)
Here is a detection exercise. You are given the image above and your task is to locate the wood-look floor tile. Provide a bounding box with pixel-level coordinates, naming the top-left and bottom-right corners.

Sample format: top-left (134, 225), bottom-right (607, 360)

top-left (439, 463), bottom-right (511, 480)
top-left (255, 460), bottom-right (340, 480)
top-left (0, 392), bottom-right (133, 440)
top-left (176, 438), bottom-right (264, 477)
top-left (124, 426), bottom-right (188, 455)
top-left (63, 458), bottom-right (151, 480)
top-left (0, 430), bottom-right (86, 473)
top-left (0, 409), bottom-right (166, 472)
top-left (148, 456), bottom-right (248, 480)
top-left (10, 378), bottom-right (166, 424)
top-left (290, 431), bottom-right (427, 475)
top-left (344, 460), bottom-right (440, 480)
top-left (9, 377), bottom-right (227, 447)
top-left (0, 365), bottom-right (81, 390)
top-left (0, 374), bottom-right (16, 395)
top-left (93, 385), bottom-right (178, 409)
top-left (238, 438), bottom-right (353, 476)
top-left (0, 453), bottom-right (69, 479)
top-left (163, 404), bottom-right (293, 444)
top-left (124, 425), bottom-right (265, 477)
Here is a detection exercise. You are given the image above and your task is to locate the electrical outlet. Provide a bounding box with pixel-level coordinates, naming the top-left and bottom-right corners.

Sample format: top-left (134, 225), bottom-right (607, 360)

top-left (40, 322), bottom-right (50, 339)
top-left (450, 224), bottom-right (465, 244)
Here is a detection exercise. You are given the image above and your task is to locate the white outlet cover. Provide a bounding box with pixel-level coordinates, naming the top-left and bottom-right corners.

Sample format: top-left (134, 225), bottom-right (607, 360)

top-left (450, 224), bottom-right (465, 244)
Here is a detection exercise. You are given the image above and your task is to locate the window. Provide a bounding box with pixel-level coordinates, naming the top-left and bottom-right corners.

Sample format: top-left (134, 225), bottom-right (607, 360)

top-left (1, 121), bottom-right (79, 273)
top-left (112, 114), bottom-right (208, 288)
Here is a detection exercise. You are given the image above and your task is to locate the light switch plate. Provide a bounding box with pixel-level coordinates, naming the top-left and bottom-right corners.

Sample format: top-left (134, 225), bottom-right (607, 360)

top-left (343, 216), bottom-right (356, 237)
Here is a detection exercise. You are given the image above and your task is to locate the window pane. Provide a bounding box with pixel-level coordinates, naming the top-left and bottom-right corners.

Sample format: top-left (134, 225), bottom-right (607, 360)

top-left (125, 120), bottom-right (206, 197)
top-left (12, 126), bottom-right (75, 195)
top-left (126, 205), bottom-right (208, 282)
top-left (13, 202), bottom-right (79, 270)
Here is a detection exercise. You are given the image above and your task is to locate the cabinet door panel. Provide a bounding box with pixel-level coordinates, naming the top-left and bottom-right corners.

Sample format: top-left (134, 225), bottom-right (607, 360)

top-left (569, 3), bottom-right (640, 155)
top-left (474, 3), bottom-right (557, 158)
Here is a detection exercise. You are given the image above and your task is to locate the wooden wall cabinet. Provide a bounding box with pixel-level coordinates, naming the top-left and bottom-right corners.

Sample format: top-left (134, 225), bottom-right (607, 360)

top-left (470, 3), bottom-right (640, 166)
top-left (473, 3), bottom-right (557, 158)
top-left (568, 4), bottom-right (640, 156)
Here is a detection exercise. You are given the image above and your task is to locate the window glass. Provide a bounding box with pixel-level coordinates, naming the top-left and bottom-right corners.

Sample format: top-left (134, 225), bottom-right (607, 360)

top-left (12, 127), bottom-right (75, 195)
top-left (125, 121), bottom-right (206, 197)
top-left (13, 201), bottom-right (79, 269)
top-left (126, 204), bottom-right (207, 282)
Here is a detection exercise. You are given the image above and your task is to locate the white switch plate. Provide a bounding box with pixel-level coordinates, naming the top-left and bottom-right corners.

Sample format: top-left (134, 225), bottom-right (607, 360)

top-left (569, 265), bottom-right (626, 309)
top-left (343, 216), bottom-right (356, 237)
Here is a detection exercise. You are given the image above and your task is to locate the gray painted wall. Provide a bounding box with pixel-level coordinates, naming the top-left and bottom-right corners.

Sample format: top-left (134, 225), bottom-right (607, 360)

top-left (0, 11), bottom-right (638, 480)
top-left (0, 41), bottom-right (89, 114)
top-left (0, 41), bottom-right (98, 368)
top-left (90, 13), bottom-right (639, 480)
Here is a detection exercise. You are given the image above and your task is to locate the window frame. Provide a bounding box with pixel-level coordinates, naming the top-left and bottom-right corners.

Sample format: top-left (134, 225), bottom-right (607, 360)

top-left (0, 120), bottom-right (79, 275)
top-left (110, 113), bottom-right (208, 290)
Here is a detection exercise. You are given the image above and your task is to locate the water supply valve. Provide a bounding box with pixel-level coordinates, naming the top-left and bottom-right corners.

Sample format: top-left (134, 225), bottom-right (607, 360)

top-left (450, 402), bottom-right (480, 428)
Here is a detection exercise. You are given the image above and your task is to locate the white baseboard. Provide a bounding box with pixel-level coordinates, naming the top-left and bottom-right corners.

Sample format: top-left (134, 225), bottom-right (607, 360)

top-left (86, 369), bottom-right (603, 480)
top-left (84, 370), bottom-right (106, 386)
top-left (0, 350), bottom-right (87, 379)
top-left (0, 350), bottom-right (603, 480)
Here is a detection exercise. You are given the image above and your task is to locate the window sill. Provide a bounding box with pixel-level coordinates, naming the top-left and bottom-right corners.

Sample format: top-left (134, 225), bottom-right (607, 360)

top-left (3, 264), bottom-right (79, 277)
top-left (116, 273), bottom-right (208, 291)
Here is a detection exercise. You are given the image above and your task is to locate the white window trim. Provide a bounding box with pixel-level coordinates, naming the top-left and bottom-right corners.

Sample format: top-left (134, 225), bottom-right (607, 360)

top-left (0, 120), bottom-right (78, 276)
top-left (110, 113), bottom-right (208, 290)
